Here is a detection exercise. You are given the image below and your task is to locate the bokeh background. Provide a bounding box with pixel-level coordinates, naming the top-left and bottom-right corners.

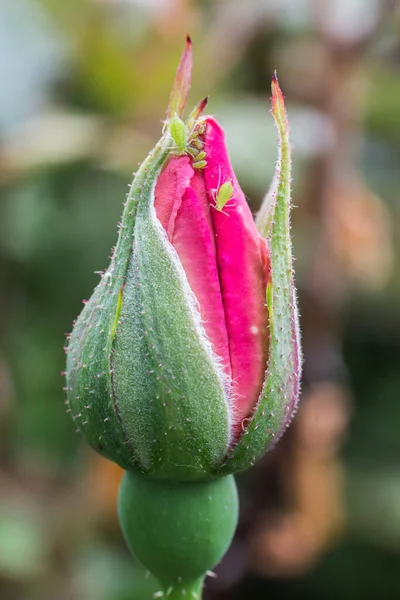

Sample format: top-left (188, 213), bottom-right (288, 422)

top-left (0, 0), bottom-right (399, 598)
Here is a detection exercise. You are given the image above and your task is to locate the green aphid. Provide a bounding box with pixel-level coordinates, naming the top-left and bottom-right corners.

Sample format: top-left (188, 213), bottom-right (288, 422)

top-left (214, 181), bottom-right (234, 213)
top-left (187, 146), bottom-right (200, 158)
top-left (192, 159), bottom-right (207, 170)
top-left (169, 114), bottom-right (187, 154)
top-left (191, 138), bottom-right (204, 150)
top-left (168, 112), bottom-right (207, 167)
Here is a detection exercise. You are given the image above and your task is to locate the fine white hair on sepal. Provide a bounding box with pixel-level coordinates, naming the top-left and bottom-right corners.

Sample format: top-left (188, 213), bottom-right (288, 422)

top-left (149, 197), bottom-right (235, 446)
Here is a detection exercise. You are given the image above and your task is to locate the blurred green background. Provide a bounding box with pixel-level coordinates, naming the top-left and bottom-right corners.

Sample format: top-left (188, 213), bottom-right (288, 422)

top-left (0, 1), bottom-right (399, 599)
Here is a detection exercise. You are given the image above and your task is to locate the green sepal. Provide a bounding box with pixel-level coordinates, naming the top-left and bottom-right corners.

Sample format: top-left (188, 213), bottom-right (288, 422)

top-left (112, 156), bottom-right (231, 481)
top-left (217, 73), bottom-right (302, 475)
top-left (66, 134), bottom-right (231, 478)
top-left (65, 137), bottom-right (172, 471)
top-left (167, 36), bottom-right (192, 119)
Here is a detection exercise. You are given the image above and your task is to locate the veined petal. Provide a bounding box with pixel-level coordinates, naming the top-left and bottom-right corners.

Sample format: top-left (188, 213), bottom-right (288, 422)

top-left (155, 159), bottom-right (232, 378)
top-left (154, 156), bottom-right (193, 237)
top-left (203, 118), bottom-right (270, 434)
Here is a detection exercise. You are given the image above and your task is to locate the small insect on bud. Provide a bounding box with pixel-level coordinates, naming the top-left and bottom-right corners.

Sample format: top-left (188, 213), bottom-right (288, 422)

top-left (169, 113), bottom-right (188, 154)
top-left (211, 179), bottom-right (235, 214)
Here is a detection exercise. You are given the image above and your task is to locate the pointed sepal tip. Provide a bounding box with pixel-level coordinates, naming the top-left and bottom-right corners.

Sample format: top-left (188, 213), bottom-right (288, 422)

top-left (168, 36), bottom-right (193, 119)
top-left (271, 71), bottom-right (288, 130)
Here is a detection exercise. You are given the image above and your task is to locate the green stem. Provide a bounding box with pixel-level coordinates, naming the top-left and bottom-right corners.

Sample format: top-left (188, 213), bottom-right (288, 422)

top-left (161, 577), bottom-right (204, 599)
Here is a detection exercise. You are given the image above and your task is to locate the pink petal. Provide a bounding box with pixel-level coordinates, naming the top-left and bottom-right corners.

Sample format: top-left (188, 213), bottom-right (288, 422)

top-left (203, 118), bottom-right (270, 431)
top-left (155, 122), bottom-right (270, 437)
top-left (154, 157), bottom-right (232, 379)
top-left (154, 156), bottom-right (193, 240)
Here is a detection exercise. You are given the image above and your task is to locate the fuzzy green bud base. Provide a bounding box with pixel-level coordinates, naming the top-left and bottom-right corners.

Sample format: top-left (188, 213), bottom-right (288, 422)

top-left (118, 473), bottom-right (239, 598)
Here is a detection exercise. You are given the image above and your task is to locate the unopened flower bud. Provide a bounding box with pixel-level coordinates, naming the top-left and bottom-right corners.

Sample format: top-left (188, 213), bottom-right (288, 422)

top-left (65, 41), bottom-right (301, 481)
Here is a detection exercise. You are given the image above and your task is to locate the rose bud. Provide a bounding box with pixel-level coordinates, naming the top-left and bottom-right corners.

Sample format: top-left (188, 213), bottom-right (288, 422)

top-left (65, 38), bottom-right (301, 481)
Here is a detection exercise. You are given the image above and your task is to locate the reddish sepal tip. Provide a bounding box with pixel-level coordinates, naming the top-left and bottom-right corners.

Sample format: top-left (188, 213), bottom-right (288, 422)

top-left (200, 96), bottom-right (209, 109)
top-left (271, 71), bottom-right (285, 115)
top-left (167, 36), bottom-right (193, 118)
